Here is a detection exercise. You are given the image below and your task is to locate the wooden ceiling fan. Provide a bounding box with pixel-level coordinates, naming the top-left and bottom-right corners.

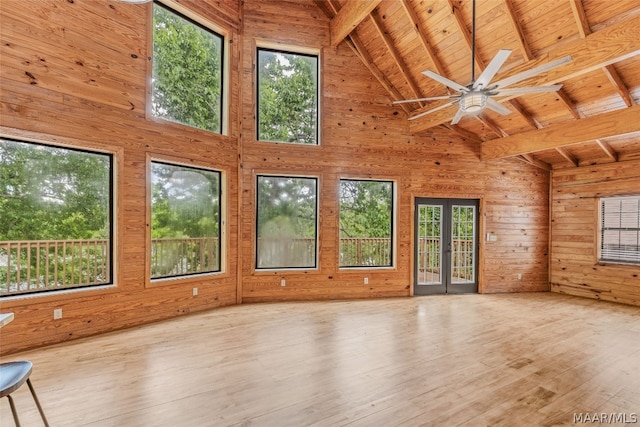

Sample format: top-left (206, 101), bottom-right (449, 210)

top-left (395, 0), bottom-right (573, 124)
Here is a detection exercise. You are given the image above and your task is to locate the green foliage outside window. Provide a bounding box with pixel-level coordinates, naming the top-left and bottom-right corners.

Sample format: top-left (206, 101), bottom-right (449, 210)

top-left (339, 180), bottom-right (393, 267)
top-left (151, 162), bottom-right (221, 278)
top-left (152, 2), bottom-right (223, 133)
top-left (258, 49), bottom-right (318, 144)
top-left (256, 176), bottom-right (317, 268)
top-left (0, 139), bottom-right (112, 295)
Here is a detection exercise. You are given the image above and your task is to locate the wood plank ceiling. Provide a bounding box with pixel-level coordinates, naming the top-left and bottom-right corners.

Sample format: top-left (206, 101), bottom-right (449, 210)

top-left (315, 0), bottom-right (640, 170)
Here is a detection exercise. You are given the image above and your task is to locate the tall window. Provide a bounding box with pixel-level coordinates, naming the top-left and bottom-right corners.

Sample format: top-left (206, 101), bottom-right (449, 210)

top-left (257, 48), bottom-right (319, 144)
top-left (151, 162), bottom-right (221, 279)
top-left (600, 196), bottom-right (640, 264)
top-left (0, 138), bottom-right (113, 297)
top-left (152, 2), bottom-right (224, 133)
top-left (256, 176), bottom-right (318, 269)
top-left (339, 179), bottom-right (393, 267)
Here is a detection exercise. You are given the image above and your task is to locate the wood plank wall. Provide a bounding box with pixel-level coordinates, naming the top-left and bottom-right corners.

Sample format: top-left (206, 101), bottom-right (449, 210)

top-left (1, 0), bottom-right (548, 355)
top-left (550, 160), bottom-right (640, 306)
top-left (239, 0), bottom-right (550, 301)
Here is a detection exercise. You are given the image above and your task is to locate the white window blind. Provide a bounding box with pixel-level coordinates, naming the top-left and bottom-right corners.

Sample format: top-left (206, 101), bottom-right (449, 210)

top-left (600, 196), bottom-right (640, 264)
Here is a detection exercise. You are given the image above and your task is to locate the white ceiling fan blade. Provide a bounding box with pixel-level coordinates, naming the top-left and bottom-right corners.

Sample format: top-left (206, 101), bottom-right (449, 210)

top-left (474, 49), bottom-right (512, 89)
top-left (422, 70), bottom-right (468, 93)
top-left (409, 100), bottom-right (459, 121)
top-left (393, 95), bottom-right (456, 104)
top-left (492, 56), bottom-right (572, 89)
top-left (494, 85), bottom-right (563, 96)
top-left (450, 108), bottom-right (465, 125)
top-left (485, 98), bottom-right (511, 116)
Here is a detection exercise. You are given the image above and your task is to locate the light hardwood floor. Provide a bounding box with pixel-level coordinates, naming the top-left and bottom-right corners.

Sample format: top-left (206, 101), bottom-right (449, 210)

top-left (1, 293), bottom-right (639, 426)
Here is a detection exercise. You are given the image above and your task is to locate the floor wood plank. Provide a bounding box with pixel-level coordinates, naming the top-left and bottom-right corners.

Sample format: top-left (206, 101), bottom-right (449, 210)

top-left (1, 293), bottom-right (639, 426)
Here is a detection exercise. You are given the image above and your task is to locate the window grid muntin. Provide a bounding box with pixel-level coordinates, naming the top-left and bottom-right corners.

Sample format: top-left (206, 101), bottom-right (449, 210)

top-left (417, 204), bottom-right (442, 285)
top-left (451, 205), bottom-right (476, 284)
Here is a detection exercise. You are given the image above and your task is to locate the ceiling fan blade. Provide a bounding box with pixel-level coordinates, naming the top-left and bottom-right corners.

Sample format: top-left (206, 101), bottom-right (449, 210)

top-left (409, 100), bottom-right (459, 121)
top-left (494, 85), bottom-right (563, 96)
top-left (450, 108), bottom-right (465, 125)
top-left (485, 98), bottom-right (511, 116)
top-left (393, 95), bottom-right (457, 104)
top-left (474, 49), bottom-right (512, 89)
top-left (492, 56), bottom-right (572, 89)
top-left (422, 70), bottom-right (468, 93)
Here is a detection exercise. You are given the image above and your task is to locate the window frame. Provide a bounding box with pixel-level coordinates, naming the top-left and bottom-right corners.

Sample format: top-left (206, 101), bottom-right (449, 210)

top-left (150, 0), bottom-right (229, 135)
top-left (254, 174), bottom-right (320, 271)
top-left (255, 45), bottom-right (320, 145)
top-left (338, 178), bottom-right (396, 269)
top-left (597, 195), bottom-right (640, 265)
top-left (0, 136), bottom-right (116, 298)
top-left (146, 155), bottom-right (225, 286)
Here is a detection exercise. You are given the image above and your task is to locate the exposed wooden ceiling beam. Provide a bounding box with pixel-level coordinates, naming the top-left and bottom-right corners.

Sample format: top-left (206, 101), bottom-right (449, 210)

top-left (569, 0), bottom-right (590, 39)
top-left (314, 0), bottom-right (335, 19)
top-left (319, 0), bottom-right (410, 115)
top-left (369, 11), bottom-right (425, 107)
top-left (569, 0), bottom-right (634, 108)
top-left (331, 0), bottom-right (382, 47)
top-left (481, 104), bottom-right (640, 160)
top-left (508, 99), bottom-right (540, 129)
top-left (442, 123), bottom-right (483, 143)
top-left (476, 115), bottom-right (508, 138)
top-left (447, 0), bottom-right (485, 70)
top-left (556, 89), bottom-right (581, 119)
top-left (399, 0), bottom-right (450, 80)
top-left (409, 14), bottom-right (640, 133)
top-left (556, 147), bottom-right (579, 167)
top-left (503, 0), bottom-right (533, 61)
top-left (602, 64), bottom-right (634, 107)
top-left (346, 34), bottom-right (410, 115)
top-left (595, 139), bottom-right (619, 161)
top-left (518, 154), bottom-right (552, 171)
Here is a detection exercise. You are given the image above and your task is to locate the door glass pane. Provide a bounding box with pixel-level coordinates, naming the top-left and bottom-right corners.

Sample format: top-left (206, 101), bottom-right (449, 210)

top-left (451, 205), bottom-right (475, 284)
top-left (417, 204), bottom-right (442, 285)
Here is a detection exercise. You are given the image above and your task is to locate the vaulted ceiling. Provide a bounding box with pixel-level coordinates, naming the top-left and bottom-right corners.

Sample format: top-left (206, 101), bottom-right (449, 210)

top-left (315, 0), bottom-right (640, 170)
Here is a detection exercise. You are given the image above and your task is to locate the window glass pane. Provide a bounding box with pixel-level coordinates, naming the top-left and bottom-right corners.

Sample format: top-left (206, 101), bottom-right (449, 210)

top-left (339, 180), bottom-right (393, 267)
top-left (0, 139), bottom-right (112, 297)
top-left (257, 49), bottom-right (318, 144)
top-left (152, 2), bottom-right (223, 133)
top-left (151, 162), bottom-right (221, 278)
top-left (256, 176), bottom-right (317, 269)
top-left (600, 196), bottom-right (640, 264)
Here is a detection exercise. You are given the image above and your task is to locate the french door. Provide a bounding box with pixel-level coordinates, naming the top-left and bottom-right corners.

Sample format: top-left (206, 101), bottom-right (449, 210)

top-left (414, 198), bottom-right (479, 295)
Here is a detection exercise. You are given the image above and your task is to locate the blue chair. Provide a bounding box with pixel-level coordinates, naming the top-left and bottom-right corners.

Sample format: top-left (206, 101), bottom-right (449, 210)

top-left (0, 361), bottom-right (49, 426)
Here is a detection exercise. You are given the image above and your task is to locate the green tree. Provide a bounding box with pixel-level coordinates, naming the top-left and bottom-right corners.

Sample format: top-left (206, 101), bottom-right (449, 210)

top-left (258, 50), bottom-right (318, 144)
top-left (151, 163), bottom-right (220, 240)
top-left (0, 139), bottom-right (110, 241)
top-left (339, 180), bottom-right (392, 238)
top-left (152, 3), bottom-right (222, 133)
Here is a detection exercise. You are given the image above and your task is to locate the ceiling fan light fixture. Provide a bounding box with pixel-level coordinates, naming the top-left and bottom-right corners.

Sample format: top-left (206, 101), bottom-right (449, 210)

top-left (460, 92), bottom-right (487, 113)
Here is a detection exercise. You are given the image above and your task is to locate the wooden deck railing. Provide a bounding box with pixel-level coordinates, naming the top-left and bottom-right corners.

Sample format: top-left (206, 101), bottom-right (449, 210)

top-left (1, 237), bottom-right (474, 296)
top-left (0, 239), bottom-right (110, 296)
top-left (151, 237), bottom-right (220, 278)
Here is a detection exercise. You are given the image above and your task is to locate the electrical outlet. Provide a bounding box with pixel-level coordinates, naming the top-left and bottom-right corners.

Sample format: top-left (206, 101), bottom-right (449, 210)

top-left (280, 279), bottom-right (286, 287)
top-left (517, 273), bottom-right (522, 280)
top-left (53, 308), bottom-right (63, 320)
top-left (192, 287), bottom-right (198, 296)
top-left (364, 277), bottom-right (369, 285)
